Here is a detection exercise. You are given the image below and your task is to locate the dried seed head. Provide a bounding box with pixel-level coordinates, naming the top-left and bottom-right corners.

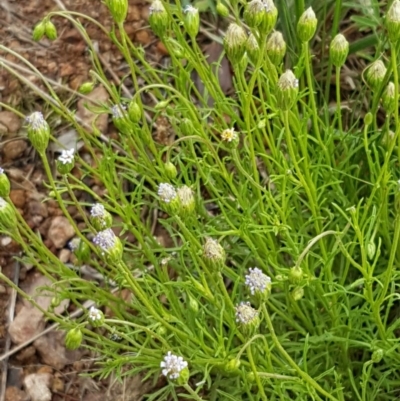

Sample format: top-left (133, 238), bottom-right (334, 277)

top-left (266, 31), bottom-right (286, 66)
top-left (203, 237), bottom-right (226, 270)
top-left (235, 301), bottom-right (260, 336)
top-left (329, 33), bottom-right (349, 68)
top-left (276, 69), bottom-right (299, 111)
top-left (160, 352), bottom-right (189, 383)
top-left (365, 60), bottom-right (387, 91)
top-left (177, 186), bottom-right (196, 215)
top-left (224, 23), bottom-right (247, 64)
top-left (297, 7), bottom-right (317, 42)
top-left (386, 0), bottom-right (400, 43)
top-left (26, 112), bottom-right (50, 153)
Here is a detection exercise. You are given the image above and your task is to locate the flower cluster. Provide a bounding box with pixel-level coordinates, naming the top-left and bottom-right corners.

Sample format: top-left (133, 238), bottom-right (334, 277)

top-left (25, 111), bottom-right (46, 131)
top-left (245, 268), bottom-right (271, 295)
top-left (160, 351), bottom-right (188, 380)
top-left (235, 301), bottom-right (259, 325)
top-left (157, 183), bottom-right (177, 203)
top-left (111, 104), bottom-right (127, 119)
top-left (58, 149), bottom-right (75, 164)
top-left (221, 128), bottom-right (238, 143)
top-left (93, 228), bottom-right (116, 251)
top-left (91, 203), bottom-right (107, 218)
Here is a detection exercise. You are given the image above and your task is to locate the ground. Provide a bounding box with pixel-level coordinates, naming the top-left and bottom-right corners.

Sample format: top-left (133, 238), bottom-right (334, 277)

top-left (0, 1), bottom-right (170, 400)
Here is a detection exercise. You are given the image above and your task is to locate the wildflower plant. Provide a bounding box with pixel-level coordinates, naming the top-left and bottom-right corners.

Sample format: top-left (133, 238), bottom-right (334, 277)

top-left (1, 0), bottom-right (400, 400)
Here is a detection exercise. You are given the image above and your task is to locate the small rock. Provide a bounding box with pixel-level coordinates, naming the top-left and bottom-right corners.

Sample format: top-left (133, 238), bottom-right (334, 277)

top-left (8, 306), bottom-right (45, 344)
top-left (52, 375), bottom-right (64, 393)
top-left (34, 331), bottom-right (82, 370)
top-left (10, 189), bottom-right (26, 209)
top-left (0, 284), bottom-right (7, 293)
top-left (135, 29), bottom-right (151, 45)
top-left (0, 236), bottom-right (12, 247)
top-left (0, 111), bottom-right (21, 133)
top-left (156, 41), bottom-right (169, 56)
top-left (15, 345), bottom-right (36, 362)
top-left (28, 201), bottom-right (48, 218)
top-left (24, 373), bottom-right (52, 401)
top-left (58, 248), bottom-right (71, 263)
top-left (47, 216), bottom-right (75, 248)
top-left (2, 139), bottom-right (28, 161)
top-left (5, 386), bottom-right (29, 401)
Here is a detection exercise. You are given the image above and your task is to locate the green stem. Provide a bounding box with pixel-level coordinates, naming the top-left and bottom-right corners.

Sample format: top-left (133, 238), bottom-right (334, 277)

top-left (247, 346), bottom-right (268, 401)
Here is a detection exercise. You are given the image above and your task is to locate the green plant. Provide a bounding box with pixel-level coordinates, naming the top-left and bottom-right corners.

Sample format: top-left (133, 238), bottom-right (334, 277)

top-left (2, 0), bottom-right (400, 400)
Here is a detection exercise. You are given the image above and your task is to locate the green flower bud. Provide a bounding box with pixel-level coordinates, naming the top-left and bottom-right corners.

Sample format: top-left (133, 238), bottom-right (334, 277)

top-left (235, 301), bottom-right (260, 337)
top-left (291, 287), bottom-right (304, 301)
top-left (90, 204), bottom-right (113, 231)
top-left (78, 81), bottom-right (95, 94)
top-left (32, 21), bottom-right (46, 41)
top-left (164, 161), bottom-right (177, 179)
top-left (289, 266), bottom-right (303, 284)
top-left (177, 185), bottom-right (196, 216)
top-left (65, 328), bottom-right (83, 350)
top-left (223, 358), bottom-right (241, 374)
top-left (183, 5), bottom-right (199, 38)
top-left (365, 60), bottom-right (387, 91)
top-left (382, 82), bottom-right (396, 114)
top-left (382, 129), bottom-right (395, 148)
top-left (56, 149), bottom-right (75, 175)
top-left (156, 325), bottom-right (168, 336)
top-left (128, 100), bottom-right (142, 123)
top-left (244, 0), bottom-right (266, 28)
top-left (93, 229), bottom-right (124, 263)
top-left (187, 294), bottom-right (199, 314)
top-left (216, 1), bottom-right (229, 17)
top-left (329, 33), bottom-right (349, 68)
top-left (247, 372), bottom-right (256, 383)
top-left (157, 183), bottom-right (180, 215)
top-left (276, 69), bottom-right (299, 111)
top-left (266, 31), bottom-right (286, 66)
top-left (105, 0), bottom-right (128, 24)
top-left (246, 33), bottom-right (260, 64)
top-left (161, 352), bottom-right (189, 385)
top-left (88, 306), bottom-right (105, 328)
top-left (371, 348), bottom-right (384, 363)
top-left (0, 168), bottom-right (10, 198)
top-left (26, 112), bottom-right (50, 154)
top-left (44, 20), bottom-right (58, 40)
top-left (111, 104), bottom-right (131, 133)
top-left (149, 0), bottom-right (169, 38)
top-left (69, 237), bottom-right (91, 264)
top-left (224, 23), bottom-right (247, 64)
top-left (180, 118), bottom-right (194, 136)
top-left (203, 237), bottom-right (226, 271)
top-left (50, 296), bottom-right (61, 309)
top-left (364, 112), bottom-right (373, 126)
top-left (297, 7), bottom-right (317, 42)
top-left (0, 197), bottom-right (16, 231)
top-left (367, 240), bottom-right (376, 260)
top-left (259, 0), bottom-right (278, 34)
top-left (386, 0), bottom-right (400, 43)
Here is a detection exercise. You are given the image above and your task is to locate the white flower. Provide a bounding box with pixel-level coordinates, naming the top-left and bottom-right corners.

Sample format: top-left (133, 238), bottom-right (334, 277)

top-left (157, 183), bottom-right (177, 203)
top-left (90, 203), bottom-right (106, 218)
top-left (160, 351), bottom-right (188, 380)
top-left (88, 306), bottom-right (102, 321)
top-left (184, 5), bottom-right (198, 13)
top-left (221, 128), bottom-right (237, 142)
top-left (69, 237), bottom-right (80, 251)
top-left (203, 237), bottom-right (224, 260)
top-left (58, 149), bottom-right (75, 164)
top-left (245, 267), bottom-right (271, 295)
top-left (26, 111), bottom-right (46, 131)
top-left (111, 104), bottom-right (126, 119)
top-left (93, 228), bottom-right (116, 251)
top-left (235, 301), bottom-right (258, 325)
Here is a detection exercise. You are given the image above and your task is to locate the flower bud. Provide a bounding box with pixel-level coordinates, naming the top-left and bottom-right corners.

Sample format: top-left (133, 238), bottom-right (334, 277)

top-left (329, 33), bottom-right (349, 68)
top-left (382, 129), bottom-right (395, 148)
top-left (90, 203), bottom-right (113, 231)
top-left (365, 60), bottom-right (387, 91)
top-left (235, 301), bottom-right (260, 336)
top-left (291, 287), bottom-right (304, 301)
top-left (382, 82), bottom-right (396, 114)
top-left (0, 168), bottom-right (10, 198)
top-left (364, 112), bottom-right (373, 126)
top-left (93, 228), bottom-right (123, 263)
top-left (57, 149), bottom-right (75, 175)
top-left (259, 0), bottom-right (278, 34)
top-left (246, 33), bottom-right (260, 64)
top-left (44, 20), bottom-right (58, 40)
top-left (177, 185), bottom-right (196, 216)
top-left (276, 69), bottom-right (299, 111)
top-left (0, 197), bottom-right (16, 231)
top-left (183, 5), bottom-right (199, 38)
top-left (187, 294), bottom-right (199, 314)
top-left (105, 0), bottom-right (128, 24)
top-left (266, 31), bottom-right (286, 66)
top-left (386, 0), bottom-right (400, 43)
top-left (224, 23), bottom-right (247, 64)
top-left (203, 237), bottom-right (226, 271)
top-left (216, 1), bottom-right (229, 17)
top-left (128, 100), bottom-right (142, 123)
top-left (371, 348), bottom-right (384, 363)
top-left (220, 127), bottom-right (239, 147)
top-left (161, 352), bottom-right (189, 385)
top-left (149, 0), bottom-right (169, 38)
top-left (297, 7), bottom-right (317, 42)
top-left (78, 81), bottom-right (95, 94)
top-left (26, 112), bottom-right (50, 154)
top-left (215, 358), bottom-right (241, 376)
top-left (157, 183), bottom-right (180, 214)
top-left (50, 296), bottom-right (61, 309)
top-left (156, 325), bottom-right (168, 336)
top-left (164, 161), bottom-right (177, 179)
top-left (69, 237), bottom-right (91, 264)
top-left (65, 328), bottom-right (83, 350)
top-left (245, 268), bottom-right (271, 303)
top-left (180, 118), bottom-right (194, 136)
top-left (88, 306), bottom-right (104, 327)
top-left (289, 266), bottom-right (303, 284)
top-left (244, 0), bottom-right (266, 28)
top-left (367, 240), bottom-right (376, 260)
top-left (32, 21), bottom-right (46, 41)
top-left (111, 104), bottom-right (130, 133)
